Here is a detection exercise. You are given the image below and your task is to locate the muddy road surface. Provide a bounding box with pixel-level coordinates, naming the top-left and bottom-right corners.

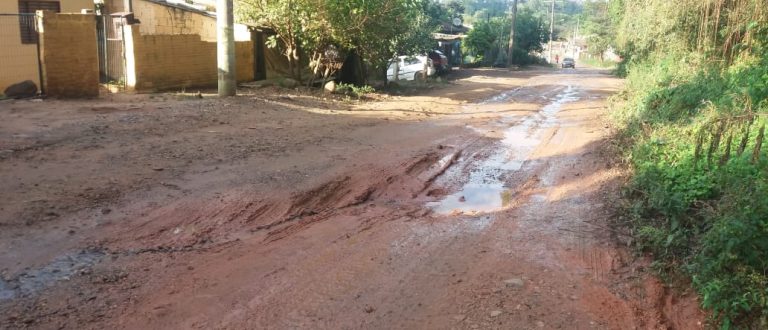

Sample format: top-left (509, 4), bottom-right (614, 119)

top-left (0, 68), bottom-right (703, 329)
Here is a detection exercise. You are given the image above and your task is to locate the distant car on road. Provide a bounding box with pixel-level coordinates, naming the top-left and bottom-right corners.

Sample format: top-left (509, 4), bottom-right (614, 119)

top-left (387, 55), bottom-right (436, 82)
top-left (561, 58), bottom-right (575, 69)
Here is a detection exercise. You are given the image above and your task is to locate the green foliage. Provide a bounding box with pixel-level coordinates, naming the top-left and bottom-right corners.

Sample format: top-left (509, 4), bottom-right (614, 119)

top-left (237, 0), bottom-right (441, 83)
top-left (462, 18), bottom-right (501, 63)
top-left (581, 0), bottom-right (614, 60)
top-left (609, 1), bottom-right (768, 326)
top-left (335, 83), bottom-right (375, 98)
top-left (326, 0), bottom-right (429, 72)
top-left (463, 0), bottom-right (581, 41)
top-left (237, 0), bottom-right (313, 79)
top-left (424, 0), bottom-right (463, 23)
top-left (462, 8), bottom-right (547, 66)
top-left (579, 57), bottom-right (616, 69)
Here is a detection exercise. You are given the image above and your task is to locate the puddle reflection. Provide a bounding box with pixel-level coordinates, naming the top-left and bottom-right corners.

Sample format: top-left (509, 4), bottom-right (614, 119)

top-left (429, 85), bottom-right (578, 215)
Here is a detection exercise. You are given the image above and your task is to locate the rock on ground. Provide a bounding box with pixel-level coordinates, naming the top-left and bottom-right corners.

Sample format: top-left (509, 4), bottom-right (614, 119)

top-left (4, 80), bottom-right (38, 99)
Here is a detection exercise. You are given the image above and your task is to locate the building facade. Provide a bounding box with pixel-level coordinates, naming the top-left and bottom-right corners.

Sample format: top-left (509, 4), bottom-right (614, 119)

top-left (0, 0), bottom-right (94, 93)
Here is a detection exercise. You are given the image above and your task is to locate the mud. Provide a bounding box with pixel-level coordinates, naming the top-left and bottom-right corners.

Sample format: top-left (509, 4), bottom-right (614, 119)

top-left (429, 85), bottom-right (579, 215)
top-left (0, 250), bottom-right (104, 301)
top-left (0, 68), bottom-right (704, 329)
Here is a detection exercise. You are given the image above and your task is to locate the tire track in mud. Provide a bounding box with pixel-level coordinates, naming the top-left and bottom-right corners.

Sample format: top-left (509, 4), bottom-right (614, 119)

top-left (263, 147), bottom-right (465, 242)
top-left (79, 145), bottom-right (465, 250)
top-left (0, 144), bottom-right (472, 313)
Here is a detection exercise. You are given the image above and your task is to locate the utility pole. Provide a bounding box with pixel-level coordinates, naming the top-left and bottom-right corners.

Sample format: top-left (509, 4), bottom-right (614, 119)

top-left (506, 0), bottom-right (518, 68)
top-left (572, 17), bottom-right (579, 58)
top-left (548, 0), bottom-right (555, 64)
top-left (217, 0), bottom-right (236, 96)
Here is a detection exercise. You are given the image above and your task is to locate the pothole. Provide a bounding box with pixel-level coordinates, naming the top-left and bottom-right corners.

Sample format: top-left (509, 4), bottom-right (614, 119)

top-left (0, 249), bottom-right (105, 301)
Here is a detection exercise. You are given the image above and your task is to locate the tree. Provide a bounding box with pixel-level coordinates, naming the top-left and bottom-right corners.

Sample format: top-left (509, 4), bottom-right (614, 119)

top-left (506, 0), bottom-right (518, 67)
top-left (446, 0), bottom-right (465, 18)
top-left (326, 0), bottom-right (430, 81)
top-left (463, 8), bottom-right (547, 66)
top-left (463, 18), bottom-right (503, 64)
top-left (581, 0), bottom-right (613, 61)
top-left (238, 0), bottom-right (437, 84)
top-left (236, 0), bottom-right (312, 80)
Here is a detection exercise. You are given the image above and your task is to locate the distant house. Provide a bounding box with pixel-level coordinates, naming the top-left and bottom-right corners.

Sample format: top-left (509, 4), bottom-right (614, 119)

top-left (0, 0), bottom-right (94, 93)
top-left (434, 21), bottom-right (470, 67)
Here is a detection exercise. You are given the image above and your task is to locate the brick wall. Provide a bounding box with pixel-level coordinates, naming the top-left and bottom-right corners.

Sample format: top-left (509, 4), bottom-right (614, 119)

top-left (128, 28), bottom-right (253, 91)
top-left (128, 0), bottom-right (251, 42)
top-left (116, 0), bottom-right (255, 92)
top-left (0, 1), bottom-right (97, 93)
top-left (38, 12), bottom-right (99, 98)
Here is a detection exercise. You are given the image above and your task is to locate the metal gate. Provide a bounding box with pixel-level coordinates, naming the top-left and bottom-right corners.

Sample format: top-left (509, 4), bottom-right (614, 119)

top-left (96, 13), bottom-right (127, 89)
top-left (0, 13), bottom-right (43, 95)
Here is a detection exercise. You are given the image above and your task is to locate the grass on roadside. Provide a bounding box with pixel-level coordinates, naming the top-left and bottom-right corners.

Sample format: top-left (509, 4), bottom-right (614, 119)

top-left (612, 50), bottom-right (768, 328)
top-left (580, 57), bottom-right (618, 69)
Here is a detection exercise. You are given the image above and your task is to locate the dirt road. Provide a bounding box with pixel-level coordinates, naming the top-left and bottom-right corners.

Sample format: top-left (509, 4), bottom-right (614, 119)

top-left (0, 68), bottom-right (703, 329)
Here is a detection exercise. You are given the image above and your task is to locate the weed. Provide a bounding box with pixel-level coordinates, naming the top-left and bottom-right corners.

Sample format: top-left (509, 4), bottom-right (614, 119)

top-left (615, 50), bottom-right (768, 328)
top-left (335, 83), bottom-right (374, 99)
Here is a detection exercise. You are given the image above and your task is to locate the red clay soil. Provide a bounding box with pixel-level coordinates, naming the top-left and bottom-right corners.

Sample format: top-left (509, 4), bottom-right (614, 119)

top-left (0, 68), bottom-right (704, 329)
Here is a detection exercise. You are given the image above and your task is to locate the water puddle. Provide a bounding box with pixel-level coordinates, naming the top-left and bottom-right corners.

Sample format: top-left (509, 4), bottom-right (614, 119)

top-left (478, 87), bottom-right (523, 104)
top-left (428, 85), bottom-right (579, 215)
top-left (0, 249), bottom-right (104, 301)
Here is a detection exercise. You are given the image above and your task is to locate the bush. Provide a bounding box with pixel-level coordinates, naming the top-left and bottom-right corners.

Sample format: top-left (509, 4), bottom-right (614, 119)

top-left (616, 52), bottom-right (768, 327)
top-left (607, 1), bottom-right (768, 326)
top-left (335, 83), bottom-right (375, 99)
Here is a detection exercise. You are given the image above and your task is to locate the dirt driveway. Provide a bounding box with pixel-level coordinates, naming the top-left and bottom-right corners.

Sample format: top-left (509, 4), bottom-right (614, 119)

top-left (0, 68), bottom-right (703, 329)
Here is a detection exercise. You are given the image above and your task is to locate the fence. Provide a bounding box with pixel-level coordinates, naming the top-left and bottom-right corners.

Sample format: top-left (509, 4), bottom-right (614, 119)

top-left (96, 14), bottom-right (127, 89)
top-left (0, 13), bottom-right (42, 95)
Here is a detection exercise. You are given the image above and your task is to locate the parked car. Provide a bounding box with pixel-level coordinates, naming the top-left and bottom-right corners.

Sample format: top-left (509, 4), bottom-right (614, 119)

top-left (561, 57), bottom-right (575, 69)
top-left (387, 55), bottom-right (436, 82)
top-left (428, 50), bottom-right (450, 74)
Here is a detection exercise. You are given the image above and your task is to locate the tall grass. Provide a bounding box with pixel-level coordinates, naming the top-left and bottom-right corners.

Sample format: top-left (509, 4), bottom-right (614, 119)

top-left (610, 0), bottom-right (768, 327)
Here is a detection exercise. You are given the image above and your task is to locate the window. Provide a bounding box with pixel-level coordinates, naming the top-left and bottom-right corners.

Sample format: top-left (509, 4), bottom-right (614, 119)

top-left (18, 0), bottom-right (61, 44)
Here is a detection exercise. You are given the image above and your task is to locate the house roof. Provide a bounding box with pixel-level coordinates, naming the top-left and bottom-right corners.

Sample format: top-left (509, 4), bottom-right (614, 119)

top-left (438, 22), bottom-right (470, 34)
top-left (433, 33), bottom-right (464, 41)
top-left (140, 0), bottom-right (273, 32)
top-left (142, 0), bottom-right (215, 17)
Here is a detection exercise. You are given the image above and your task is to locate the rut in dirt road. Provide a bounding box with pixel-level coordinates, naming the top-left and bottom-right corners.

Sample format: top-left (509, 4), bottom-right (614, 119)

top-left (428, 84), bottom-right (579, 215)
top-left (0, 69), bottom-right (703, 329)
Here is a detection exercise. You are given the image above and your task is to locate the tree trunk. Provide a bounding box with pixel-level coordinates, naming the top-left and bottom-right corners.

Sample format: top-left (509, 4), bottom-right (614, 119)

top-left (393, 57), bottom-right (399, 82)
top-left (506, 0), bottom-right (518, 68)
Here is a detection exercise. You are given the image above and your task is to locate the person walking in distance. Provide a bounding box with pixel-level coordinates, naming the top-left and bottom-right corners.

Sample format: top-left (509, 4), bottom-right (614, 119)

top-left (555, 54), bottom-right (560, 64)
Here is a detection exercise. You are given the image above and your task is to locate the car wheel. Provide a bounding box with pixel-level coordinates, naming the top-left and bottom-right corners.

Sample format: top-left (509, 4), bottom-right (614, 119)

top-left (414, 71), bottom-right (423, 81)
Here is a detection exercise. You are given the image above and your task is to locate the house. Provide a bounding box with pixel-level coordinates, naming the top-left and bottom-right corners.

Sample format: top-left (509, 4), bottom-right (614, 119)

top-left (100, 0), bottom-right (258, 91)
top-left (0, 0), bottom-right (95, 93)
top-left (433, 21), bottom-right (469, 67)
top-left (1, 0), bottom-right (295, 97)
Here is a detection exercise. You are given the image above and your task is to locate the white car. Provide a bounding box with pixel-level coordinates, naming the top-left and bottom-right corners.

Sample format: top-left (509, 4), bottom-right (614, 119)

top-left (387, 55), bottom-right (436, 82)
